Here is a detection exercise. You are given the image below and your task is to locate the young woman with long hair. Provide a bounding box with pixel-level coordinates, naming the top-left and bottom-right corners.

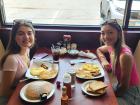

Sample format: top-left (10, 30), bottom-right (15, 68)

top-left (97, 19), bottom-right (140, 105)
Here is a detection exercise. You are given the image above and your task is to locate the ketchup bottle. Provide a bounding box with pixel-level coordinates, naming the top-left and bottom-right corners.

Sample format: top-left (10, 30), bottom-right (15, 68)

top-left (61, 86), bottom-right (69, 105)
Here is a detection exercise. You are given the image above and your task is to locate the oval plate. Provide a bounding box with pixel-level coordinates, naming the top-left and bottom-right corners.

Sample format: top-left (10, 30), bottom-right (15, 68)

top-left (25, 60), bottom-right (58, 79)
top-left (20, 81), bottom-right (55, 103)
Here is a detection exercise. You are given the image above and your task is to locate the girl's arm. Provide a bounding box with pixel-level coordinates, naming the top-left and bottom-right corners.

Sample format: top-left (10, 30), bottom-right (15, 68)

top-left (0, 55), bottom-right (18, 96)
top-left (115, 53), bottom-right (132, 96)
top-left (96, 45), bottom-right (111, 71)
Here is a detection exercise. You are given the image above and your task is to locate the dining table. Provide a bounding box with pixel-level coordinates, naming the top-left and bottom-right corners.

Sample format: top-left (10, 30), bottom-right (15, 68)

top-left (7, 48), bottom-right (119, 105)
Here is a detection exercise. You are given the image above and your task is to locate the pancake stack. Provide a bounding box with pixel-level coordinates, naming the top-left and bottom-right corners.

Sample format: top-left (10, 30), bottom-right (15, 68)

top-left (25, 81), bottom-right (52, 100)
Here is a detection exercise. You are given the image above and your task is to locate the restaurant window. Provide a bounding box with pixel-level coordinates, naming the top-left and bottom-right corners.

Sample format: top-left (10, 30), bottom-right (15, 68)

top-left (2, 0), bottom-right (102, 26)
top-left (129, 0), bottom-right (140, 26)
top-left (1, 0), bottom-right (139, 28)
top-left (100, 0), bottom-right (126, 26)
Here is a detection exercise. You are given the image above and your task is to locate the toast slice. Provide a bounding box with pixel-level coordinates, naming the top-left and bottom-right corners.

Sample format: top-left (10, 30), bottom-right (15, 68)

top-left (89, 80), bottom-right (107, 91)
top-left (87, 85), bottom-right (106, 94)
top-left (86, 80), bottom-right (107, 94)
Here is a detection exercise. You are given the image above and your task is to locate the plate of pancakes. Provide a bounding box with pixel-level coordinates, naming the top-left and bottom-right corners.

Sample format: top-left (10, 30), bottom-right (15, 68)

top-left (81, 80), bottom-right (108, 96)
top-left (20, 80), bottom-right (55, 103)
top-left (75, 60), bottom-right (105, 79)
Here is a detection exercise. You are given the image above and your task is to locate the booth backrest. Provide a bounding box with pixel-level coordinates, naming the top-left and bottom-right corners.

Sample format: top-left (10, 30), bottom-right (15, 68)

top-left (0, 28), bottom-right (140, 57)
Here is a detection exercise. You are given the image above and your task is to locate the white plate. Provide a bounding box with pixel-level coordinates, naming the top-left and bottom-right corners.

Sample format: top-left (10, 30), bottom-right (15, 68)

top-left (78, 51), bottom-right (97, 59)
top-left (75, 60), bottom-right (105, 79)
top-left (25, 60), bottom-right (58, 79)
top-left (20, 81), bottom-right (55, 103)
top-left (81, 80), bottom-right (106, 96)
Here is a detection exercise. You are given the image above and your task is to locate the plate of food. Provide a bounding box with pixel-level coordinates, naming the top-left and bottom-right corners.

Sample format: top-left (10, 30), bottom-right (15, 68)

top-left (78, 51), bottom-right (97, 59)
top-left (20, 80), bottom-right (55, 103)
top-left (75, 60), bottom-right (104, 79)
top-left (25, 59), bottom-right (58, 79)
top-left (81, 80), bottom-right (107, 96)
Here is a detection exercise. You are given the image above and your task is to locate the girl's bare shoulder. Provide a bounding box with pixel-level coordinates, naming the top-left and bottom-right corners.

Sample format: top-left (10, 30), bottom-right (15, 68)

top-left (4, 54), bottom-right (19, 67)
top-left (119, 52), bottom-right (133, 64)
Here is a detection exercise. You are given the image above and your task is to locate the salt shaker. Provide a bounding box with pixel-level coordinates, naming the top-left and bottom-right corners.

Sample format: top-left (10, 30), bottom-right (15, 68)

top-left (68, 69), bottom-right (76, 88)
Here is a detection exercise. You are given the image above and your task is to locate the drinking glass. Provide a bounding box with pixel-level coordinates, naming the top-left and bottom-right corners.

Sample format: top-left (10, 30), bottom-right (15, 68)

top-left (51, 46), bottom-right (60, 63)
top-left (68, 69), bottom-right (76, 88)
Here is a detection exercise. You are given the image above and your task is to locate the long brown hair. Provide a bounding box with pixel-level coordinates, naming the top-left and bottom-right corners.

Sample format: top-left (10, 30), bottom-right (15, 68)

top-left (100, 19), bottom-right (125, 72)
top-left (0, 19), bottom-right (35, 69)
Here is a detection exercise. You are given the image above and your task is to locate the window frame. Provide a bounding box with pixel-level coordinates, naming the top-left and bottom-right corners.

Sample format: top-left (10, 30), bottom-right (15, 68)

top-left (0, 0), bottom-right (140, 31)
top-left (0, 0), bottom-right (5, 26)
